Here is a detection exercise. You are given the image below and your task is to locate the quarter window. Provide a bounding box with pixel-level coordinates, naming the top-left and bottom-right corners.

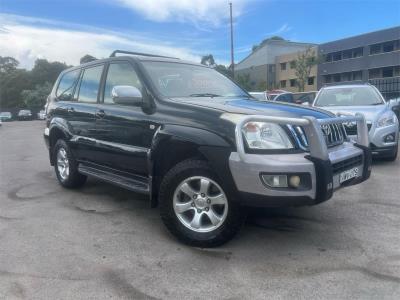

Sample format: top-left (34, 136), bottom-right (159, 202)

top-left (77, 65), bottom-right (103, 103)
top-left (104, 63), bottom-right (142, 104)
top-left (56, 69), bottom-right (80, 101)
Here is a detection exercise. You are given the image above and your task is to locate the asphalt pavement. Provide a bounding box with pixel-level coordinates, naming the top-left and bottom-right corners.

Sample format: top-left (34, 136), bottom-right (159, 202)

top-left (1, 121), bottom-right (399, 299)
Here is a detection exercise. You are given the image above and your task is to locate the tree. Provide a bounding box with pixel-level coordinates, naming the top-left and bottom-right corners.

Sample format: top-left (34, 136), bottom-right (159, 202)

top-left (0, 56), bottom-right (19, 73)
top-left (215, 64), bottom-right (233, 78)
top-left (21, 82), bottom-right (53, 110)
top-left (80, 54), bottom-right (97, 64)
top-left (0, 69), bottom-right (31, 109)
top-left (256, 81), bottom-right (267, 92)
top-left (30, 59), bottom-right (68, 86)
top-left (200, 54), bottom-right (216, 67)
top-left (294, 47), bottom-right (319, 92)
top-left (236, 73), bottom-right (252, 91)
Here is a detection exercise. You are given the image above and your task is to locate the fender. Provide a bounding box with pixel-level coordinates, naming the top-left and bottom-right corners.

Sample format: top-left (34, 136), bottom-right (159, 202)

top-left (148, 124), bottom-right (238, 207)
top-left (47, 117), bottom-right (74, 165)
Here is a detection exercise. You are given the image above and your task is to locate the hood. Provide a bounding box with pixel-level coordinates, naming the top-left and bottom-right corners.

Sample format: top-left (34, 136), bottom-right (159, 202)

top-left (316, 104), bottom-right (388, 122)
top-left (173, 97), bottom-right (333, 119)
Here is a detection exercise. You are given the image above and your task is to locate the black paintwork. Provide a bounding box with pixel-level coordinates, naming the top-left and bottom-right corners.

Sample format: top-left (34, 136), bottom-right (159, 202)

top-left (44, 55), bottom-right (337, 206)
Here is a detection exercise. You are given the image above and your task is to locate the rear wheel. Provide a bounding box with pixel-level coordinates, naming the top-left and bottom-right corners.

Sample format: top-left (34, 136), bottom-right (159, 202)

top-left (54, 139), bottom-right (87, 188)
top-left (159, 160), bottom-right (245, 247)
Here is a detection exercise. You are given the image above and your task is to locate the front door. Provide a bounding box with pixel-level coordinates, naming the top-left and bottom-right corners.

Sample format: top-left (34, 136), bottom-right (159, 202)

top-left (94, 61), bottom-right (155, 176)
top-left (68, 64), bottom-right (104, 163)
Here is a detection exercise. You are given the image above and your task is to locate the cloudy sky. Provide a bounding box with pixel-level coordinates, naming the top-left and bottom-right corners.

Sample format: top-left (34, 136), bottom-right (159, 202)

top-left (1, 0), bottom-right (399, 69)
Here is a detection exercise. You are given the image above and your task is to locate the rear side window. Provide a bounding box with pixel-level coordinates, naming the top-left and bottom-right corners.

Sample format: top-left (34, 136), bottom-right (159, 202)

top-left (103, 62), bottom-right (142, 104)
top-left (56, 69), bottom-right (80, 101)
top-left (77, 65), bottom-right (104, 103)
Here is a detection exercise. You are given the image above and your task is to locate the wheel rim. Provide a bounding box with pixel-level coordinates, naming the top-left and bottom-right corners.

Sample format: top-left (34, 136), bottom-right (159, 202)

top-left (56, 148), bottom-right (69, 181)
top-left (173, 176), bottom-right (228, 233)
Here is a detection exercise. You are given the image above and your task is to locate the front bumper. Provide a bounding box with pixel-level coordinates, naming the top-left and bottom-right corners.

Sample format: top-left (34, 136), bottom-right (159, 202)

top-left (229, 114), bottom-right (371, 207)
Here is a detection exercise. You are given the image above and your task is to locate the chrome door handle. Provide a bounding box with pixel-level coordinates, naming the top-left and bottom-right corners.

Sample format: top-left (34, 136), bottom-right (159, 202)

top-left (96, 110), bottom-right (106, 118)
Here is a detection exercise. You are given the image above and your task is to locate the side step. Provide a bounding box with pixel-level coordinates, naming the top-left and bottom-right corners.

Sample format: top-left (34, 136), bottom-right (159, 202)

top-left (78, 163), bottom-right (150, 194)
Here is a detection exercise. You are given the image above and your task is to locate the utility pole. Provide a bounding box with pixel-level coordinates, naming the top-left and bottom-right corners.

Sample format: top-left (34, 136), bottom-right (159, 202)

top-left (229, 2), bottom-right (235, 78)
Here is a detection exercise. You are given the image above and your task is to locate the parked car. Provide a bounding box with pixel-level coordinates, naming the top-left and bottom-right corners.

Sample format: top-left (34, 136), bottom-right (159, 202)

top-left (37, 110), bottom-right (46, 120)
top-left (44, 50), bottom-right (371, 247)
top-left (249, 91), bottom-right (267, 101)
top-left (0, 118), bottom-right (2, 126)
top-left (0, 112), bottom-right (13, 122)
top-left (292, 91), bottom-right (317, 105)
top-left (313, 84), bottom-right (399, 160)
top-left (17, 110), bottom-right (33, 121)
top-left (267, 90), bottom-right (295, 103)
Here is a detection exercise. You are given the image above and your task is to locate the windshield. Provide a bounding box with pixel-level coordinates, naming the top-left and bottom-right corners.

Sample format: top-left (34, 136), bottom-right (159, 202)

top-left (0, 112), bottom-right (11, 116)
top-left (142, 62), bottom-right (248, 98)
top-left (315, 86), bottom-right (384, 107)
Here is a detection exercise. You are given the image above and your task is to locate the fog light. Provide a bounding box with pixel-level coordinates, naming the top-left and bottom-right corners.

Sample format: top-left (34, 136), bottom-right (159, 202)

top-left (384, 133), bottom-right (395, 143)
top-left (289, 175), bottom-right (301, 188)
top-left (262, 175), bottom-right (288, 188)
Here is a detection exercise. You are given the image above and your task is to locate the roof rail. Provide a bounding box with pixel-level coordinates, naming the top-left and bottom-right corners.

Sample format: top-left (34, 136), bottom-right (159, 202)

top-left (109, 50), bottom-right (179, 59)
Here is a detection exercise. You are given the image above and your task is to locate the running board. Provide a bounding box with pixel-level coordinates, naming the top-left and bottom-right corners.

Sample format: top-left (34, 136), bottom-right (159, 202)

top-left (78, 164), bottom-right (150, 194)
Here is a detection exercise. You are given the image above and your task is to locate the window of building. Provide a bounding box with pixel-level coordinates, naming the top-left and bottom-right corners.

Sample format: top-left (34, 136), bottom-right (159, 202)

top-left (342, 72), bottom-right (352, 82)
top-left (342, 50), bottom-right (352, 59)
top-left (382, 67), bottom-right (394, 78)
top-left (280, 80), bottom-right (286, 88)
top-left (280, 63), bottom-right (286, 70)
top-left (394, 66), bottom-right (400, 77)
top-left (77, 65), bottom-right (103, 103)
top-left (383, 41), bottom-right (394, 53)
top-left (333, 74), bottom-right (341, 82)
top-left (352, 71), bottom-right (362, 81)
top-left (104, 62), bottom-right (142, 104)
top-left (307, 77), bottom-right (314, 85)
top-left (369, 68), bottom-right (381, 79)
top-left (332, 52), bottom-right (342, 61)
top-left (370, 44), bottom-right (381, 55)
top-left (290, 61), bottom-right (296, 69)
top-left (353, 47), bottom-right (363, 58)
top-left (290, 79), bottom-right (297, 87)
top-left (325, 53), bottom-right (332, 62)
top-left (56, 69), bottom-right (81, 101)
top-left (324, 75), bottom-right (332, 83)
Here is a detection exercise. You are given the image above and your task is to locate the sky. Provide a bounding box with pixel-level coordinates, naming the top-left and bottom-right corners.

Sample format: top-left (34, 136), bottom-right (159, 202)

top-left (0, 0), bottom-right (399, 69)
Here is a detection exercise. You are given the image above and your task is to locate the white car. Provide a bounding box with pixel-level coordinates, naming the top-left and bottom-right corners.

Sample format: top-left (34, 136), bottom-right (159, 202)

top-left (313, 84), bottom-right (399, 161)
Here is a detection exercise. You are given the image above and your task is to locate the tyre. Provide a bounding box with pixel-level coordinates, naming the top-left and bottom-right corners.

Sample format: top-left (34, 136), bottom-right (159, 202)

top-left (53, 139), bottom-right (87, 188)
top-left (159, 159), bottom-right (245, 247)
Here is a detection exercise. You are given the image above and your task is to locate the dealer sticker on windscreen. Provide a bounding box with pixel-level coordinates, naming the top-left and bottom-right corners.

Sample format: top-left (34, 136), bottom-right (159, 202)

top-left (339, 167), bottom-right (359, 183)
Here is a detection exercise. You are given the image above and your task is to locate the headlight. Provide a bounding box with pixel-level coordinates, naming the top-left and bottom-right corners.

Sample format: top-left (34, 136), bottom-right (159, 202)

top-left (377, 112), bottom-right (396, 128)
top-left (242, 122), bottom-right (294, 149)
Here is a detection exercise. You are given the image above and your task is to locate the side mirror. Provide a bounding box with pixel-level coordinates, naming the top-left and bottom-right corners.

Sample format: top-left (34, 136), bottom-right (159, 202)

top-left (302, 101), bottom-right (311, 106)
top-left (112, 85), bottom-right (142, 105)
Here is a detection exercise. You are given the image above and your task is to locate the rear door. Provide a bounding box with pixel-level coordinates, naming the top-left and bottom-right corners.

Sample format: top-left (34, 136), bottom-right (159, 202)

top-left (94, 61), bottom-right (154, 176)
top-left (67, 64), bottom-right (104, 162)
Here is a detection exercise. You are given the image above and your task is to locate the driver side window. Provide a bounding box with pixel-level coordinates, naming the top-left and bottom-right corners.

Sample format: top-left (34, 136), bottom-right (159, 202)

top-left (104, 62), bottom-right (142, 104)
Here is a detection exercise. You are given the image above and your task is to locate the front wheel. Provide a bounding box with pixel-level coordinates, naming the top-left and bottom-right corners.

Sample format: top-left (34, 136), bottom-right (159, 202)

top-left (54, 139), bottom-right (87, 188)
top-left (159, 160), bottom-right (245, 247)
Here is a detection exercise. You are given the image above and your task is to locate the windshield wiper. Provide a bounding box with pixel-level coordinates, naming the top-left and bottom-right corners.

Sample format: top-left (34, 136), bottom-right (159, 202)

top-left (371, 103), bottom-right (383, 105)
top-left (189, 93), bottom-right (222, 98)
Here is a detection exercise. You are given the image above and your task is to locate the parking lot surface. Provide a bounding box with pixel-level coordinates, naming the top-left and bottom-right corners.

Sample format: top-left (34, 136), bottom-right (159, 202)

top-left (1, 121), bottom-right (399, 299)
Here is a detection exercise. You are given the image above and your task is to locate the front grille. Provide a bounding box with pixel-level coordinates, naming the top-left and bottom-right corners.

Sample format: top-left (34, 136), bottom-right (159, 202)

top-left (332, 155), bottom-right (363, 174)
top-left (321, 123), bottom-right (345, 147)
top-left (344, 123), bottom-right (372, 135)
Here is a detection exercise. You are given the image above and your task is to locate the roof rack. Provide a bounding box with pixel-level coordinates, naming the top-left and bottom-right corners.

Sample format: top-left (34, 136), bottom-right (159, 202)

top-left (109, 50), bottom-right (179, 59)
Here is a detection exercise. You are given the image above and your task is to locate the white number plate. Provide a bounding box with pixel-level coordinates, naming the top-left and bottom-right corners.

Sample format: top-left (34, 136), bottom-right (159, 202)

top-left (339, 167), bottom-right (359, 183)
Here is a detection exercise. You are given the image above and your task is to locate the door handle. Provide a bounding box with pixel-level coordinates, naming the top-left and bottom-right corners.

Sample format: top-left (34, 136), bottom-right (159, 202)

top-left (67, 107), bottom-right (75, 113)
top-left (96, 110), bottom-right (106, 118)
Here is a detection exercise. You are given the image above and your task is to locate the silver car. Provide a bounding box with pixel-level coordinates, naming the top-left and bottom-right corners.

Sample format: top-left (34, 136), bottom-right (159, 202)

top-left (313, 84), bottom-right (399, 160)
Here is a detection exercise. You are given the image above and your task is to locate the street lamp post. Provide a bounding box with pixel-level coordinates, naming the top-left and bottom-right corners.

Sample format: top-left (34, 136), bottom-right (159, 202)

top-left (229, 2), bottom-right (234, 78)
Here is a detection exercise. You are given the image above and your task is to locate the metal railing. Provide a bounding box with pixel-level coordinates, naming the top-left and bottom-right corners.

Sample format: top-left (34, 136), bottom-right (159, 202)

top-left (235, 114), bottom-right (369, 162)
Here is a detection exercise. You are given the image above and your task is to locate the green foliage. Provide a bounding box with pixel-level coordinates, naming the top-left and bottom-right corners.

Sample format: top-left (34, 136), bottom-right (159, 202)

top-left (294, 47), bottom-right (319, 92)
top-left (21, 82), bottom-right (53, 110)
top-left (200, 54), bottom-right (216, 67)
top-left (215, 64), bottom-right (233, 78)
top-left (80, 54), bottom-right (97, 64)
top-left (256, 81), bottom-right (267, 92)
top-left (0, 56), bottom-right (68, 110)
top-left (236, 73), bottom-right (252, 91)
top-left (252, 36), bottom-right (286, 52)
